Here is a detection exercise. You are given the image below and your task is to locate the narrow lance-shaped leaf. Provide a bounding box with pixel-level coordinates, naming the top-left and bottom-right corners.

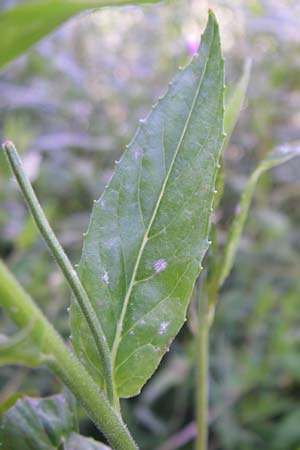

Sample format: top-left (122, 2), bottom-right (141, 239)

top-left (214, 141), bottom-right (300, 290)
top-left (209, 61), bottom-right (251, 278)
top-left (213, 60), bottom-right (251, 209)
top-left (0, 0), bottom-right (161, 71)
top-left (71, 11), bottom-right (225, 397)
top-left (223, 59), bottom-right (251, 150)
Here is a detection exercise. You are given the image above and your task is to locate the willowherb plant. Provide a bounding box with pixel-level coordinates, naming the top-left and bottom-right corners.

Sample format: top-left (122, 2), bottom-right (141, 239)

top-left (0, 5), bottom-right (300, 450)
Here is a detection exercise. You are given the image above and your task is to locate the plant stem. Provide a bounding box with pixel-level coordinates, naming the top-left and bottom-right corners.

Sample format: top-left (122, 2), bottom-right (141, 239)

top-left (196, 293), bottom-right (213, 450)
top-left (196, 321), bottom-right (209, 450)
top-left (0, 259), bottom-right (137, 450)
top-left (2, 141), bottom-right (115, 406)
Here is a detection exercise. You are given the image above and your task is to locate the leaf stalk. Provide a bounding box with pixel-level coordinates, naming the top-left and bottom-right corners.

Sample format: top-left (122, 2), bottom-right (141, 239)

top-left (0, 259), bottom-right (137, 450)
top-left (2, 141), bottom-right (116, 406)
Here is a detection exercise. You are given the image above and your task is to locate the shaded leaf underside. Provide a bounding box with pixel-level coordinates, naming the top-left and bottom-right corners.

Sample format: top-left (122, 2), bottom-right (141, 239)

top-left (71, 12), bottom-right (225, 397)
top-left (0, 0), bottom-right (161, 70)
top-left (1, 394), bottom-right (111, 450)
top-left (1, 395), bottom-right (76, 450)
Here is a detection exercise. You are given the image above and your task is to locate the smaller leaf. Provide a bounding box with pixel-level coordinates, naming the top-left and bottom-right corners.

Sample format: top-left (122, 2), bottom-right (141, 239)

top-left (0, 394), bottom-right (111, 450)
top-left (66, 432), bottom-right (111, 450)
top-left (223, 60), bottom-right (251, 149)
top-left (0, 394), bottom-right (77, 450)
top-left (213, 61), bottom-right (251, 209)
top-left (0, 393), bottom-right (33, 418)
top-left (0, 321), bottom-right (45, 368)
top-left (271, 409), bottom-right (300, 450)
top-left (0, 0), bottom-right (160, 71)
top-left (214, 141), bottom-right (300, 291)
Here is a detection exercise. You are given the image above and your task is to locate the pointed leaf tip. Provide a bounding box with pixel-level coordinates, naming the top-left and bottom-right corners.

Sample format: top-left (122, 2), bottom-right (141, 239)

top-left (2, 140), bottom-right (14, 151)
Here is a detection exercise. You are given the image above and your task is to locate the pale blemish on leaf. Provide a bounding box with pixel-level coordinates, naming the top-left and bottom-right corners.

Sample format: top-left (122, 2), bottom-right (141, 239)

top-left (102, 271), bottom-right (109, 285)
top-left (153, 259), bottom-right (167, 274)
top-left (158, 321), bottom-right (169, 335)
top-left (134, 147), bottom-right (142, 160)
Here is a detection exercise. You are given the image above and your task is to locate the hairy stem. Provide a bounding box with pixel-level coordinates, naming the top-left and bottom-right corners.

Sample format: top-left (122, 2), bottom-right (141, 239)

top-left (0, 259), bottom-right (137, 450)
top-left (196, 292), bottom-right (214, 450)
top-left (2, 141), bottom-right (115, 405)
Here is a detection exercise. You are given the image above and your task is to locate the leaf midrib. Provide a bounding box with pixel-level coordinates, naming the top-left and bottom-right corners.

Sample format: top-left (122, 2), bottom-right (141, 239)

top-left (110, 20), bottom-right (216, 372)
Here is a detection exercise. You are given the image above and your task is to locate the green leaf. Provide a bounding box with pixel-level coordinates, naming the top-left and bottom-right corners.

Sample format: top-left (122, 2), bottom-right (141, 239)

top-left (0, 322), bottom-right (45, 368)
top-left (215, 141), bottom-right (300, 290)
top-left (71, 12), bottom-right (225, 397)
top-left (271, 409), bottom-right (300, 450)
top-left (0, 0), bottom-right (160, 71)
top-left (0, 394), bottom-right (77, 450)
top-left (0, 394), bottom-right (111, 450)
top-left (66, 432), bottom-right (111, 450)
top-left (223, 60), bottom-right (251, 150)
top-left (213, 60), bottom-right (251, 209)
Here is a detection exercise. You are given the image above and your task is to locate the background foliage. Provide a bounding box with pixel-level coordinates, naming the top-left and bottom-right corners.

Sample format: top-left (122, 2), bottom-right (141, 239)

top-left (1, 0), bottom-right (300, 449)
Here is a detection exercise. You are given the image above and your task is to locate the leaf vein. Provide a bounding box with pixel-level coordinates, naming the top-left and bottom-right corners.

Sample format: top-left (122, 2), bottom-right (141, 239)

top-left (119, 259), bottom-right (195, 346)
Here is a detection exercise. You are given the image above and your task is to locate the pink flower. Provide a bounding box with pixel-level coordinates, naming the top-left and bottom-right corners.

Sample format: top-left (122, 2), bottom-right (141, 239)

top-left (185, 33), bottom-right (200, 56)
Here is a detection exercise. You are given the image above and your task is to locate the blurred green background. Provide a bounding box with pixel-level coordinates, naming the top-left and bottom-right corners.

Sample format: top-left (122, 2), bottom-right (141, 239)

top-left (1, 0), bottom-right (300, 449)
